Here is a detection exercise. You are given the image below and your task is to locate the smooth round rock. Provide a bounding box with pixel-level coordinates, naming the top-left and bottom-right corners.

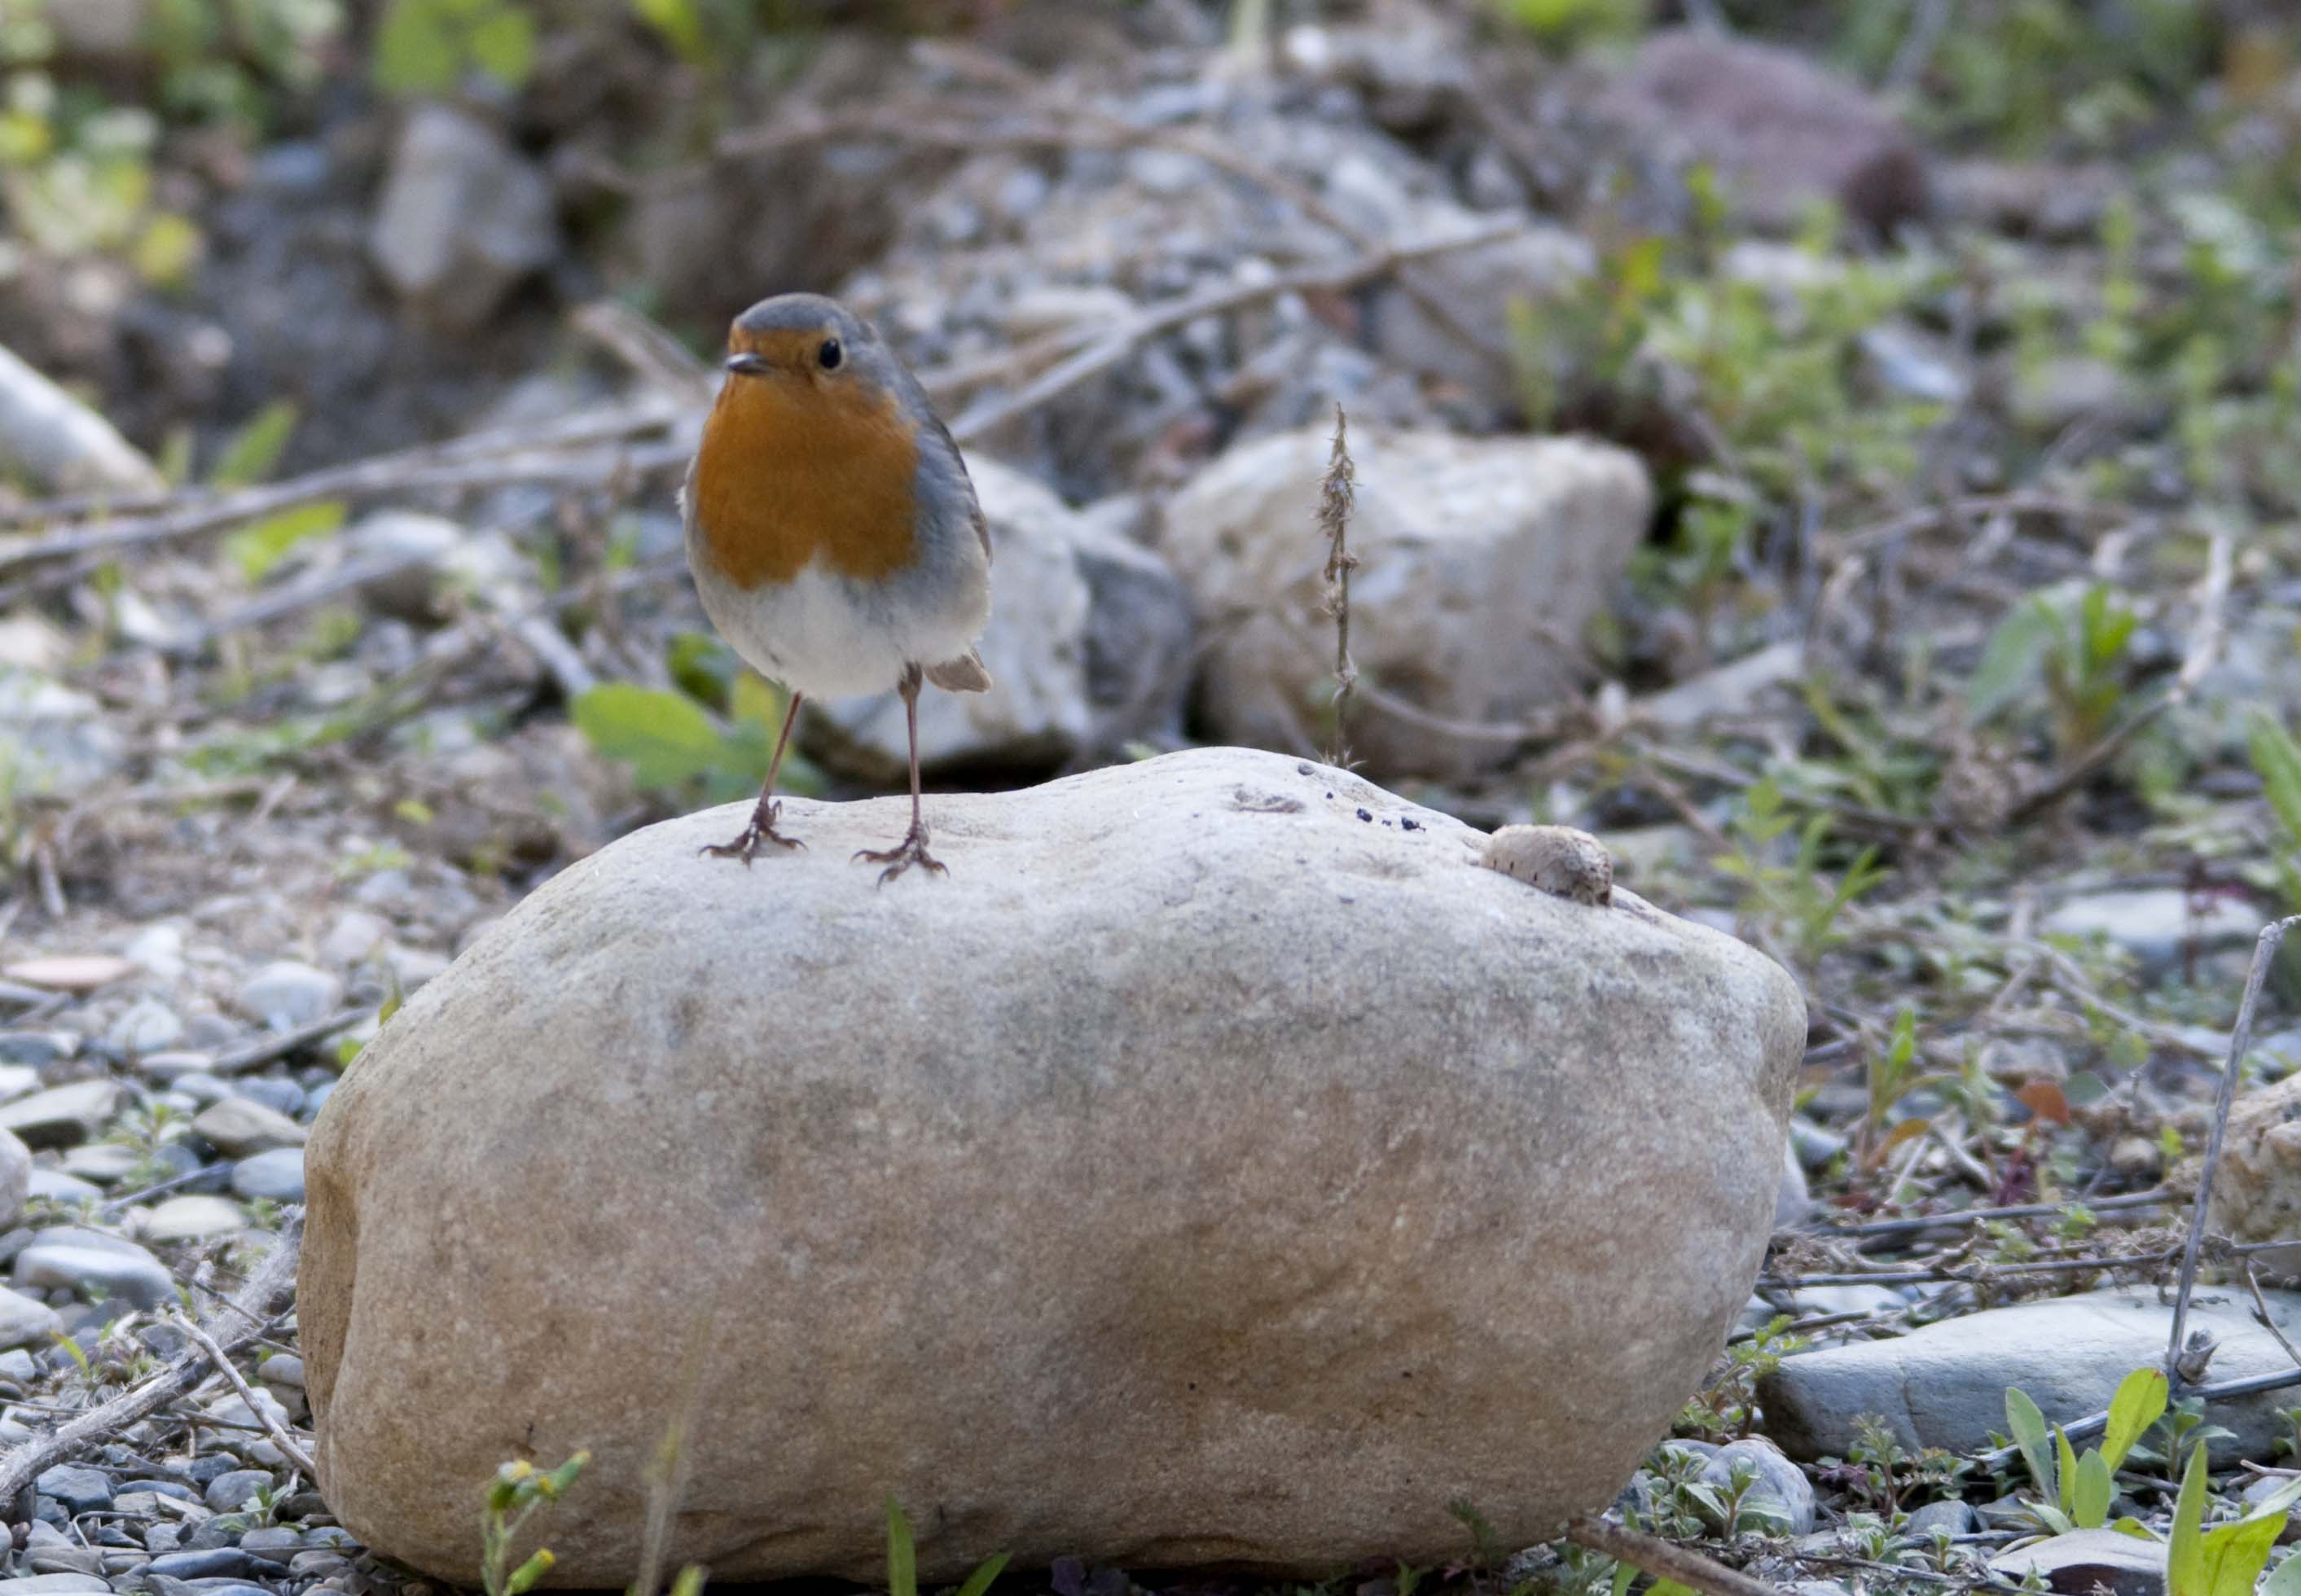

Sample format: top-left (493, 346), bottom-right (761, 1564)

top-left (303, 748), bottom-right (1803, 1585)
top-left (228, 1149), bottom-right (305, 1205)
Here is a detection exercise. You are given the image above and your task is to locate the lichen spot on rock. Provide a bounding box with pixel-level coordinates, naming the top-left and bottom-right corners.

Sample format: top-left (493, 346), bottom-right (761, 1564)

top-left (1479, 824), bottom-right (1614, 906)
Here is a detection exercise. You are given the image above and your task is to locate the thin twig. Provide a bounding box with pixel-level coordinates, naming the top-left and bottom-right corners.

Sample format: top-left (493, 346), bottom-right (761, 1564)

top-left (2167, 916), bottom-right (2301, 1391)
top-left (208, 1006), bottom-right (368, 1075)
top-left (1564, 1514), bottom-right (1783, 1596)
top-left (1829, 1187), bottom-right (2171, 1241)
top-left (170, 1313), bottom-right (318, 1477)
top-left (2244, 1264), bottom-right (2301, 1372)
top-left (1318, 406), bottom-right (1358, 767)
top-left (0, 1218), bottom-right (301, 1513)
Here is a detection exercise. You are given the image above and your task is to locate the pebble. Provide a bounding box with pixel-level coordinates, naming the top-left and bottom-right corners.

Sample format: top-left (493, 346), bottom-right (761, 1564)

top-left (104, 1000), bottom-right (185, 1057)
top-left (0, 1034), bottom-right (70, 1068)
top-left (188, 1100), bottom-right (305, 1158)
top-left (1989, 1528), bottom-right (2164, 1596)
top-left (0, 1286), bottom-right (62, 1349)
top-left (143, 1552), bottom-right (258, 1581)
top-left (138, 1197), bottom-right (245, 1245)
top-left (1697, 1436), bottom-right (1816, 1535)
top-left (231, 1078), bottom-right (303, 1119)
top-left (318, 912), bottom-right (390, 967)
top-left (227, 1149), bottom-right (304, 1205)
top-left (0, 1346), bottom-right (37, 1379)
top-left (2041, 888), bottom-right (2264, 980)
top-left (0, 1576), bottom-right (113, 1592)
top-left (36, 1464), bottom-right (113, 1514)
top-left (235, 1528), bottom-right (301, 1563)
top-left (0, 1082), bottom-right (125, 1149)
top-left (59, 1145), bottom-right (143, 1184)
top-left (26, 1170), bottom-right (100, 1207)
top-left (165, 1076), bottom-right (233, 1109)
top-left (14, 1231), bottom-right (175, 1309)
top-left (234, 962), bottom-right (341, 1030)
top-left (121, 927), bottom-right (187, 984)
top-left (254, 1353), bottom-right (303, 1388)
top-left (132, 1054), bottom-right (214, 1085)
top-left (2, 958), bottom-right (133, 995)
top-left (0, 1066), bottom-right (41, 1105)
top-left (21, 1553), bottom-right (99, 1579)
top-left (1904, 1499), bottom-right (1977, 1538)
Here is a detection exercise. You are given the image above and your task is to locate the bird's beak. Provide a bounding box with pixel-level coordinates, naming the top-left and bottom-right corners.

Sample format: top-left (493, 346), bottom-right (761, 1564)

top-left (725, 353), bottom-right (771, 377)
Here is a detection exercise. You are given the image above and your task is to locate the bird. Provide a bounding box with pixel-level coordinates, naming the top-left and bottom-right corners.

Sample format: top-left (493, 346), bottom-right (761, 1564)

top-left (680, 293), bottom-right (993, 883)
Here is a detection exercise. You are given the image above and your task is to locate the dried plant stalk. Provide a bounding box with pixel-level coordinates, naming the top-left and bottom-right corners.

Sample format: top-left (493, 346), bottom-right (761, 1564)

top-left (1319, 405), bottom-right (1359, 767)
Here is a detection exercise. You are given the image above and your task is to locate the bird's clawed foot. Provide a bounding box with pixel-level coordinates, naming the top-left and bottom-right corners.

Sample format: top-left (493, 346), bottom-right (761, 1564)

top-left (853, 821), bottom-right (946, 886)
top-left (699, 802), bottom-right (805, 865)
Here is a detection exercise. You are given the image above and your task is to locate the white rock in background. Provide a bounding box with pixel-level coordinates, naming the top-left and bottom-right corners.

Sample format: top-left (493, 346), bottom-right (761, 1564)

top-left (1158, 428), bottom-right (1651, 776)
top-left (0, 671), bottom-right (125, 799)
top-left (2041, 888), bottom-right (2265, 980)
top-left (236, 961), bottom-right (344, 1028)
top-left (368, 106), bottom-right (560, 333)
top-left (0, 1129), bottom-right (28, 1230)
top-left (304, 746), bottom-right (1803, 1586)
top-left (0, 343), bottom-right (165, 495)
top-left (813, 458), bottom-right (1192, 777)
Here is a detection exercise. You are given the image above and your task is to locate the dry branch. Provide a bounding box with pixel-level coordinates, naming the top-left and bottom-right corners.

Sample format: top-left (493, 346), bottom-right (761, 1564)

top-left (0, 1217), bottom-right (302, 1515)
top-left (1564, 1513), bottom-right (1785, 1596)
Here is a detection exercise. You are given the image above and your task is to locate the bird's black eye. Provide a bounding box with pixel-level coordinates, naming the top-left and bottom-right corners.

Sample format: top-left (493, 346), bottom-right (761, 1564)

top-left (817, 338), bottom-right (843, 370)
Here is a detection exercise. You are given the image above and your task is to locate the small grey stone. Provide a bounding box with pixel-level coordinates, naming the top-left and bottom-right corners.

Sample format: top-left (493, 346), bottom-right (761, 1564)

top-left (1989, 1528), bottom-right (2165, 1596)
top-left (182, 1520), bottom-right (244, 1551)
top-left (140, 1526), bottom-right (181, 1556)
top-left (254, 1352), bottom-right (303, 1388)
top-left (59, 1145), bottom-right (142, 1185)
top-left (132, 1053), bottom-right (214, 1085)
top-left (234, 962), bottom-right (341, 1030)
top-left (230, 1079), bottom-right (303, 1120)
top-left (0, 1286), bottom-right (62, 1349)
top-left (0, 1576), bottom-right (112, 1592)
top-left (227, 1149), bottom-right (304, 1205)
top-left (318, 910), bottom-right (391, 967)
top-left (138, 1197), bottom-right (244, 1245)
top-left (1699, 1436), bottom-right (1816, 1535)
top-left (22, 1552), bottom-right (99, 1578)
top-left (287, 1553), bottom-right (351, 1581)
top-left (166, 1075), bottom-right (232, 1108)
top-left (36, 1465), bottom-right (112, 1514)
top-left (104, 1000), bottom-right (184, 1057)
top-left (1903, 1499), bottom-right (1977, 1538)
top-left (235, 1528), bottom-right (301, 1563)
top-left (1775, 1142), bottom-right (1814, 1231)
top-left (2043, 888), bottom-right (2264, 980)
top-left (368, 105), bottom-right (560, 332)
top-left (143, 1552), bottom-right (257, 1581)
top-left (26, 1170), bottom-right (102, 1207)
top-left (0, 1346), bottom-right (37, 1379)
top-left (189, 1100), bottom-right (305, 1158)
top-left (1789, 1116), bottom-right (1848, 1170)
top-left (15, 1231), bottom-right (174, 1309)
top-left (0, 1082), bottom-right (124, 1150)
top-left (0, 1035), bottom-right (71, 1068)
top-left (201, 1470), bottom-right (271, 1515)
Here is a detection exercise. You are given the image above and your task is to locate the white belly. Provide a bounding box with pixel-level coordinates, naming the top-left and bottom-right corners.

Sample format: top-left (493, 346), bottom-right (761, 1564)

top-left (691, 556), bottom-right (988, 702)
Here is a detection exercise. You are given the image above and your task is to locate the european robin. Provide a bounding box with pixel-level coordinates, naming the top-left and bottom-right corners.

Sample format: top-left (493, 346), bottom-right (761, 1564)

top-left (681, 293), bottom-right (994, 882)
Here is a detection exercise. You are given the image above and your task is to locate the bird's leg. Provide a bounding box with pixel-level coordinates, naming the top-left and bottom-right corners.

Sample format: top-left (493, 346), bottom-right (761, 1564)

top-left (701, 690), bottom-right (806, 863)
top-left (854, 664), bottom-right (947, 884)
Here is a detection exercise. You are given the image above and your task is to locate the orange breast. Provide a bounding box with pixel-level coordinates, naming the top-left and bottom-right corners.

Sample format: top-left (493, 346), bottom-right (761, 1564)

top-left (690, 372), bottom-right (922, 590)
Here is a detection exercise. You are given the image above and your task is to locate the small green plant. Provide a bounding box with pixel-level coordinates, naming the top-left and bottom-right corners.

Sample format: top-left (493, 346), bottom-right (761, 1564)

top-left (2250, 711), bottom-right (2301, 914)
top-left (374, 0), bottom-right (535, 95)
top-left (2165, 1443), bottom-right (2301, 1596)
top-left (885, 1497), bottom-right (1008, 1596)
top-left (1445, 1497), bottom-right (1506, 1572)
top-left (1677, 1316), bottom-right (1807, 1440)
top-left (1719, 775), bottom-right (1888, 964)
top-left (481, 1451), bottom-right (588, 1596)
top-left (1969, 583), bottom-right (2141, 763)
top-left (2005, 1367), bottom-right (2167, 1532)
top-left (573, 672), bottom-right (821, 809)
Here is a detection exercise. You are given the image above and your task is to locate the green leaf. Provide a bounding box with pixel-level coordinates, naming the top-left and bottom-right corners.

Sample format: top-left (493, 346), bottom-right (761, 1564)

top-left (2262, 1550), bottom-right (2301, 1596)
top-left (2073, 1448), bottom-right (2113, 1529)
top-left (223, 500), bottom-right (345, 582)
top-left (631, 0), bottom-right (707, 60)
top-left (2102, 1368), bottom-right (2171, 1473)
top-left (1969, 597), bottom-right (2056, 722)
top-left (504, 1550), bottom-right (554, 1596)
top-left (372, 0), bottom-right (458, 93)
top-left (2240, 1477), bottom-right (2301, 1526)
top-left (666, 1567), bottom-right (708, 1596)
top-left (2250, 711), bottom-right (2301, 848)
top-left (2055, 1427), bottom-right (2081, 1516)
top-left (2201, 1510), bottom-right (2286, 1596)
top-left (886, 1497), bottom-right (916, 1596)
top-left (466, 6), bottom-right (534, 86)
top-left (209, 400), bottom-right (298, 488)
top-left (2168, 1445), bottom-right (2208, 1596)
top-left (2007, 1386), bottom-right (2056, 1504)
top-left (952, 1553), bottom-right (1010, 1596)
top-left (571, 684), bottom-right (724, 791)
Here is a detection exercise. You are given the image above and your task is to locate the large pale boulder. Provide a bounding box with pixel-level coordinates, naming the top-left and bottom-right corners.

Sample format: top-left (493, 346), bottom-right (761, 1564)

top-left (302, 747), bottom-right (1801, 1585)
top-left (1157, 430), bottom-right (1649, 778)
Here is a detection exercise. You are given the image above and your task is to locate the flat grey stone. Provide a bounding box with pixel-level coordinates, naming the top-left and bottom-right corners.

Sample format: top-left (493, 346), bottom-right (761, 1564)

top-left (201, 1469), bottom-right (272, 1514)
top-left (27, 1170), bottom-right (101, 1207)
top-left (227, 1149), bottom-right (304, 1204)
top-left (0, 1082), bottom-right (124, 1149)
top-left (1761, 1285), bottom-right (2301, 1461)
top-left (2043, 888), bottom-right (2264, 979)
top-left (35, 1465), bottom-right (111, 1514)
top-left (189, 1099), bottom-right (305, 1158)
top-left (234, 962), bottom-right (341, 1030)
top-left (14, 1230), bottom-right (173, 1309)
top-left (1903, 1499), bottom-right (1977, 1538)
top-left (0, 1285), bottom-right (61, 1349)
top-left (1699, 1436), bottom-right (1815, 1534)
top-left (0, 1576), bottom-right (113, 1592)
top-left (1989, 1528), bottom-right (2165, 1596)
